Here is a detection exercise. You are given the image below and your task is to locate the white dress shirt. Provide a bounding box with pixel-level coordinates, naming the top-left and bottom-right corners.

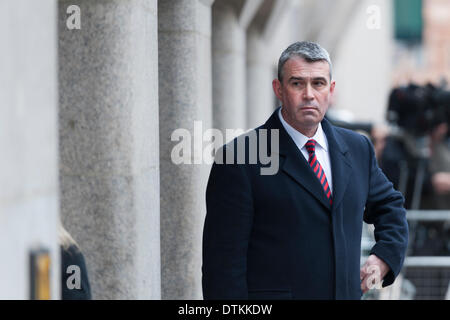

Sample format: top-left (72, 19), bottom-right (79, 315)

top-left (278, 108), bottom-right (333, 193)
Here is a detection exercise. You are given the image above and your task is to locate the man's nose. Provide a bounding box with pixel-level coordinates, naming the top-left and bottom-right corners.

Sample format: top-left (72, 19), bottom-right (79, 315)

top-left (303, 83), bottom-right (314, 100)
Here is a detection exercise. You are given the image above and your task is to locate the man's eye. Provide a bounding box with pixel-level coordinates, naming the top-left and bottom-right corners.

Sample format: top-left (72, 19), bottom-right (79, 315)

top-left (314, 82), bottom-right (325, 87)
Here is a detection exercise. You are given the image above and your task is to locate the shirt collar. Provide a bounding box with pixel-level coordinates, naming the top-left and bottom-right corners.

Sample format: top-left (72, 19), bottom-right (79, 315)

top-left (278, 107), bottom-right (328, 152)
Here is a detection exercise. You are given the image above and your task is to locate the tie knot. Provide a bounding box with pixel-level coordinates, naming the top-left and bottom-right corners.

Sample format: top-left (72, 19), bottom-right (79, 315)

top-left (305, 139), bottom-right (317, 154)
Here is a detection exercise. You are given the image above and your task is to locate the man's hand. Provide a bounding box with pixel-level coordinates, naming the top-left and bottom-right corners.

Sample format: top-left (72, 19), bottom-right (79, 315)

top-left (360, 254), bottom-right (390, 294)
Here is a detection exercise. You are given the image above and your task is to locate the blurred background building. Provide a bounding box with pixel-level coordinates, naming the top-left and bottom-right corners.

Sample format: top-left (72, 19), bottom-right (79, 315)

top-left (0, 0), bottom-right (448, 299)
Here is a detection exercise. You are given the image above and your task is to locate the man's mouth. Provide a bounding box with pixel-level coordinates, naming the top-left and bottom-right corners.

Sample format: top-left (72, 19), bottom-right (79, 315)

top-left (299, 103), bottom-right (319, 110)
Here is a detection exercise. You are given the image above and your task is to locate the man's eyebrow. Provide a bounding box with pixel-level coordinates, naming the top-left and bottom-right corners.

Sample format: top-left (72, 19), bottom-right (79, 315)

top-left (288, 76), bottom-right (328, 82)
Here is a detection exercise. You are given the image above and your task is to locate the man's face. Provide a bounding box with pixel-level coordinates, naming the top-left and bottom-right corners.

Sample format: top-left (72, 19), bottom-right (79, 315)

top-left (272, 57), bottom-right (335, 135)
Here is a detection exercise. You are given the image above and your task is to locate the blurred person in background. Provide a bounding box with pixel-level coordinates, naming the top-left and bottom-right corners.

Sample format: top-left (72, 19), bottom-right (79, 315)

top-left (417, 120), bottom-right (450, 257)
top-left (428, 122), bottom-right (450, 207)
top-left (59, 223), bottom-right (92, 299)
top-left (371, 124), bottom-right (390, 163)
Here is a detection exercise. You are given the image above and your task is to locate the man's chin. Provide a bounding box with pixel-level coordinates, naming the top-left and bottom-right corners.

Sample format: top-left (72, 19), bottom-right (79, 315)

top-left (292, 119), bottom-right (320, 131)
top-left (296, 115), bottom-right (321, 126)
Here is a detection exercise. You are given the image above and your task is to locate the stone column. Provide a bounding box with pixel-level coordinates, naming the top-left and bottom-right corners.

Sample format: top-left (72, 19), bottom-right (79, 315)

top-left (58, 0), bottom-right (160, 299)
top-left (246, 24), bottom-right (276, 128)
top-left (212, 0), bottom-right (247, 133)
top-left (0, 0), bottom-right (59, 299)
top-left (158, 0), bottom-right (214, 299)
top-left (245, 0), bottom-right (302, 128)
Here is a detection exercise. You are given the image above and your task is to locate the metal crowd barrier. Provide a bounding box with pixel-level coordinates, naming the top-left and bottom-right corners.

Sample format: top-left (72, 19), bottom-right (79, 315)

top-left (361, 210), bottom-right (450, 300)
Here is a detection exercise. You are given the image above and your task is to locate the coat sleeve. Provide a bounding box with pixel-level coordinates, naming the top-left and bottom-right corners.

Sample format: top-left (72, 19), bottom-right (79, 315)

top-left (202, 147), bottom-right (254, 300)
top-left (362, 135), bottom-right (409, 287)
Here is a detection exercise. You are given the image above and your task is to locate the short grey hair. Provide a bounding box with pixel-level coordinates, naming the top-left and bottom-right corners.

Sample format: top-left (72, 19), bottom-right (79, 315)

top-left (277, 41), bottom-right (332, 82)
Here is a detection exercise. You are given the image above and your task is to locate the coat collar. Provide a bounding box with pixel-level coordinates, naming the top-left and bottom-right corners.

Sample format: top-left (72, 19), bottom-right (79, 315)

top-left (278, 108), bottom-right (329, 152)
top-left (263, 107), bottom-right (352, 211)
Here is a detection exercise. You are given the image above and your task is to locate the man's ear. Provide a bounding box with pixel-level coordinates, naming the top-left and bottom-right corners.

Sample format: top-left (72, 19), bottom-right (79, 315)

top-left (330, 80), bottom-right (336, 95)
top-left (272, 79), bottom-right (282, 101)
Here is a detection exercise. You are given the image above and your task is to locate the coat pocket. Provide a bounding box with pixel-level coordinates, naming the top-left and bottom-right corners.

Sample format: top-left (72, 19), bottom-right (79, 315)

top-left (248, 290), bottom-right (292, 300)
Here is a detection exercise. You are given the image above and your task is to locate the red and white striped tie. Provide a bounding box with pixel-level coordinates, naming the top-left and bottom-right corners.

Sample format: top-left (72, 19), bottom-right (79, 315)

top-left (305, 139), bottom-right (332, 206)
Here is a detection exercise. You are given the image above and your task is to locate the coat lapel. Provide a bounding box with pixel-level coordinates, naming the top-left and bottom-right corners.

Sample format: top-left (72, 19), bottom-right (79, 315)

top-left (263, 108), bottom-right (352, 211)
top-left (282, 153), bottom-right (333, 209)
top-left (264, 109), bottom-right (331, 209)
top-left (321, 117), bottom-right (352, 211)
